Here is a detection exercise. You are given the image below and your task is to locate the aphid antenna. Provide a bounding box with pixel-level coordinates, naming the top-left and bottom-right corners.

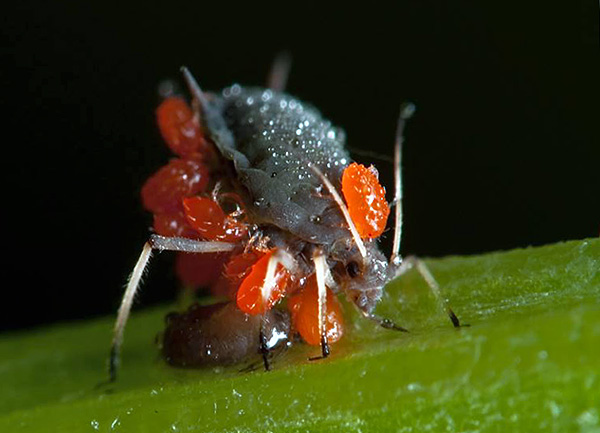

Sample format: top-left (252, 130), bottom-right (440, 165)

top-left (109, 235), bottom-right (235, 381)
top-left (390, 102), bottom-right (416, 267)
top-left (267, 51), bottom-right (292, 92)
top-left (309, 164), bottom-right (368, 259)
top-left (346, 147), bottom-right (394, 164)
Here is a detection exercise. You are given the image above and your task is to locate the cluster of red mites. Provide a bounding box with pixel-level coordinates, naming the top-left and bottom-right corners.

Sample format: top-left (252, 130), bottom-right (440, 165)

top-left (143, 97), bottom-right (390, 347)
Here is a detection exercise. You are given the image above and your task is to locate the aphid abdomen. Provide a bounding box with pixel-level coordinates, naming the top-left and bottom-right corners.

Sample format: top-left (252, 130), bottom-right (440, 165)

top-left (206, 86), bottom-right (353, 244)
top-left (162, 302), bottom-right (291, 367)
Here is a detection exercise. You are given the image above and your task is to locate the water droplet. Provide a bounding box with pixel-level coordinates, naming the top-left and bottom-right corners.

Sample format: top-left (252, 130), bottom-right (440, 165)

top-left (261, 89), bottom-right (272, 101)
top-left (90, 420), bottom-right (100, 430)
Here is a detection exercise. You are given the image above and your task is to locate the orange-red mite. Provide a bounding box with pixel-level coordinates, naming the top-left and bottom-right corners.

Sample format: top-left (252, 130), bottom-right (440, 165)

top-left (182, 196), bottom-right (248, 242)
top-left (236, 250), bottom-right (291, 315)
top-left (288, 276), bottom-right (344, 346)
top-left (342, 162), bottom-right (390, 239)
top-left (156, 96), bottom-right (211, 158)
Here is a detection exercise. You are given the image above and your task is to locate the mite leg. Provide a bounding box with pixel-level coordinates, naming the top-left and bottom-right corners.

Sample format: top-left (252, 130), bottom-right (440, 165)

top-left (394, 256), bottom-right (462, 328)
top-left (109, 235), bottom-right (235, 382)
top-left (308, 249), bottom-right (330, 360)
top-left (266, 51), bottom-right (292, 92)
top-left (390, 102), bottom-right (416, 266)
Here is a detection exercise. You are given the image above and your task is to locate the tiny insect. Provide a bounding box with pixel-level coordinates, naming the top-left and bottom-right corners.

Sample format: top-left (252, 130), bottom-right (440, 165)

top-left (109, 55), bottom-right (462, 380)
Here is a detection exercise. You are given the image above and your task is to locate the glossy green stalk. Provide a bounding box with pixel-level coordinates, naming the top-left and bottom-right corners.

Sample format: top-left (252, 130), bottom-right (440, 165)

top-left (1, 239), bottom-right (598, 432)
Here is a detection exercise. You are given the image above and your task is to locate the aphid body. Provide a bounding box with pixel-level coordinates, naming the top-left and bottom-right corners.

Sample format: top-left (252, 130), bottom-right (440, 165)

top-left (205, 85), bottom-right (390, 312)
top-left (109, 59), bottom-right (461, 379)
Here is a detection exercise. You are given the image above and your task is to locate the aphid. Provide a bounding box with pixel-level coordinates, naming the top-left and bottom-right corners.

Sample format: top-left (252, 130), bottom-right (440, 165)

top-left (109, 56), bottom-right (462, 380)
top-left (162, 302), bottom-right (291, 367)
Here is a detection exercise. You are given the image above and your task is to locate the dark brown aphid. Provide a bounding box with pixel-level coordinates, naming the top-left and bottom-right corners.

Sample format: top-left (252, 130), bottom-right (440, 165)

top-left (162, 302), bottom-right (291, 367)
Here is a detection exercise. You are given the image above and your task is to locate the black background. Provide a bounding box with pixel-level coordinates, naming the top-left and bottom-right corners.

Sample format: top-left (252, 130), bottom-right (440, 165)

top-left (3, 1), bottom-right (599, 331)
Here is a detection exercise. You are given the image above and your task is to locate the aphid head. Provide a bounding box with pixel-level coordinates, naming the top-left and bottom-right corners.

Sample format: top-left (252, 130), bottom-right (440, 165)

top-left (312, 161), bottom-right (394, 314)
top-left (331, 241), bottom-right (391, 314)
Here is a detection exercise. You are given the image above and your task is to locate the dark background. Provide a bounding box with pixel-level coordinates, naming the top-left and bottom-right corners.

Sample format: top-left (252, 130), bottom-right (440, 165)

top-left (3, 1), bottom-right (599, 331)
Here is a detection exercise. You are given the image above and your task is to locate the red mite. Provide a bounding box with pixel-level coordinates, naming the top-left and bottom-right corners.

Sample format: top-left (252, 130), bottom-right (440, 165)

top-left (109, 57), bottom-right (462, 379)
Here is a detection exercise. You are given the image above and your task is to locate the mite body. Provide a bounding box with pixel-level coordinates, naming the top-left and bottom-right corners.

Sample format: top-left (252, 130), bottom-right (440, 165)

top-left (110, 59), bottom-right (461, 380)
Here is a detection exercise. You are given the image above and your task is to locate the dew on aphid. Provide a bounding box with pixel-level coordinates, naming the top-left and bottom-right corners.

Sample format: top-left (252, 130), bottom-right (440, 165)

top-left (261, 90), bottom-right (272, 101)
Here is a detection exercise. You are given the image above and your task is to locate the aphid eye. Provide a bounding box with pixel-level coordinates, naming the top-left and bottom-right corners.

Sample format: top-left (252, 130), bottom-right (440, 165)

top-left (346, 261), bottom-right (361, 278)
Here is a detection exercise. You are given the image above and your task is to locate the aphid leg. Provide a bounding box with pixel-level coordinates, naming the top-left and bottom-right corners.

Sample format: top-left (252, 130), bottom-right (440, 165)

top-left (361, 311), bottom-right (409, 332)
top-left (309, 249), bottom-right (331, 360)
top-left (260, 251), bottom-right (281, 307)
top-left (259, 318), bottom-right (272, 371)
top-left (109, 235), bottom-right (235, 381)
top-left (267, 51), bottom-right (292, 92)
top-left (390, 102), bottom-right (416, 266)
top-left (109, 242), bottom-right (153, 382)
top-left (394, 256), bottom-right (462, 328)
